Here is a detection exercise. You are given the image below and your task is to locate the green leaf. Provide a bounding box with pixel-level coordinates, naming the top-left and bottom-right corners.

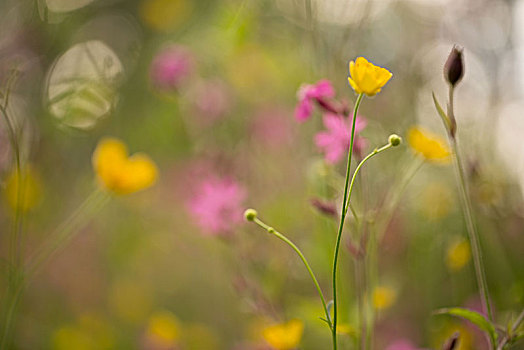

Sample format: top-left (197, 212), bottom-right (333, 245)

top-left (435, 307), bottom-right (498, 345)
top-left (432, 92), bottom-right (451, 129)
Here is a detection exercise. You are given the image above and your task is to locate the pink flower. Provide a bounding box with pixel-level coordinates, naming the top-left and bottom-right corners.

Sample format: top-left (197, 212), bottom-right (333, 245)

top-left (150, 45), bottom-right (194, 92)
top-left (190, 79), bottom-right (232, 124)
top-left (314, 113), bottom-right (367, 163)
top-left (386, 340), bottom-right (419, 350)
top-left (251, 107), bottom-right (294, 147)
top-left (188, 177), bottom-right (246, 236)
top-left (294, 80), bottom-right (335, 122)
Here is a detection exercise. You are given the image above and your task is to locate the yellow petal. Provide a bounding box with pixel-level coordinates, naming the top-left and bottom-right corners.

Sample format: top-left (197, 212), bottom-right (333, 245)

top-left (93, 137), bottom-right (157, 195)
top-left (262, 319), bottom-right (304, 350)
top-left (407, 126), bottom-right (451, 163)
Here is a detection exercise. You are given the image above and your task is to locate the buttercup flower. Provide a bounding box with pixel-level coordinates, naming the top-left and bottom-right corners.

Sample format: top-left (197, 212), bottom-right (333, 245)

top-left (348, 57), bottom-right (392, 96)
top-left (446, 239), bottom-right (471, 272)
top-left (294, 80), bottom-right (335, 122)
top-left (150, 45), bottom-right (194, 92)
top-left (144, 310), bottom-right (180, 349)
top-left (407, 126), bottom-right (451, 163)
top-left (188, 176), bottom-right (246, 236)
top-left (262, 319), bottom-right (304, 350)
top-left (372, 286), bottom-right (397, 311)
top-left (4, 165), bottom-right (43, 212)
top-left (92, 138), bottom-right (158, 195)
top-left (314, 113), bottom-right (367, 163)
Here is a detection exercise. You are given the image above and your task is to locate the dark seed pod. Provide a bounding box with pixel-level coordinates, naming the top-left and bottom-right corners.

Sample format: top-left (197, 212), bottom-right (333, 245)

top-left (444, 46), bottom-right (464, 87)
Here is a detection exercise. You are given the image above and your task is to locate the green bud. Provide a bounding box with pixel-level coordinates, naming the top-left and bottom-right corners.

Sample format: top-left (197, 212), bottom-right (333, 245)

top-left (267, 227), bottom-right (276, 234)
top-left (244, 208), bottom-right (258, 222)
top-left (388, 134), bottom-right (402, 146)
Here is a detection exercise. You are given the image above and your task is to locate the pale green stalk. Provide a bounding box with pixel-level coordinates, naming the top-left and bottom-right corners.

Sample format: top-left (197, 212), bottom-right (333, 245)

top-left (251, 217), bottom-right (331, 328)
top-left (446, 86), bottom-right (493, 325)
top-left (332, 92), bottom-right (364, 349)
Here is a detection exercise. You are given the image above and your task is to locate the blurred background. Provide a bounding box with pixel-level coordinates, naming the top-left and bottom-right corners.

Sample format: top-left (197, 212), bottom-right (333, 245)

top-left (0, 0), bottom-right (523, 349)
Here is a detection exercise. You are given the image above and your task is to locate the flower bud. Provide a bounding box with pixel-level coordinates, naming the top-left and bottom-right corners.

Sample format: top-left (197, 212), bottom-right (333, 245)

top-left (388, 134), bottom-right (402, 146)
top-left (442, 332), bottom-right (460, 350)
top-left (444, 46), bottom-right (464, 87)
top-left (244, 208), bottom-right (258, 222)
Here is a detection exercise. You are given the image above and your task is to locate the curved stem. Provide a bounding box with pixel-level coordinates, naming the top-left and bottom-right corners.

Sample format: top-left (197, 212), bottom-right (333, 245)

top-left (332, 93), bottom-right (364, 349)
top-left (252, 217), bottom-right (331, 329)
top-left (451, 138), bottom-right (493, 323)
top-left (25, 189), bottom-right (109, 279)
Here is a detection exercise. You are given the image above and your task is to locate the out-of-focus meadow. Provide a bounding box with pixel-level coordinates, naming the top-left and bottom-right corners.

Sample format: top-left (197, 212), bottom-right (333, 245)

top-left (0, 0), bottom-right (523, 349)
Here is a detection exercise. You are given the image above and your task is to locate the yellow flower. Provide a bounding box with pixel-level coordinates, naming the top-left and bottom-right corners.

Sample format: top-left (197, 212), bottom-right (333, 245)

top-left (446, 239), bottom-right (471, 272)
top-left (146, 310), bottom-right (180, 346)
top-left (4, 165), bottom-right (42, 212)
top-left (420, 182), bottom-right (453, 220)
top-left (92, 137), bottom-right (158, 195)
top-left (407, 126), bottom-right (451, 163)
top-left (262, 319), bottom-right (304, 350)
top-left (372, 286), bottom-right (397, 311)
top-left (348, 57), bottom-right (392, 96)
top-left (140, 0), bottom-right (191, 32)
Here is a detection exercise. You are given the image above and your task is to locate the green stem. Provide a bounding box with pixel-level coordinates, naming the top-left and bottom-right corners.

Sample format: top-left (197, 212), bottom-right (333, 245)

top-left (496, 309), bottom-right (524, 350)
top-left (252, 217), bottom-right (331, 329)
top-left (25, 189), bottom-right (109, 279)
top-left (332, 93), bottom-right (364, 349)
top-left (450, 138), bottom-right (493, 324)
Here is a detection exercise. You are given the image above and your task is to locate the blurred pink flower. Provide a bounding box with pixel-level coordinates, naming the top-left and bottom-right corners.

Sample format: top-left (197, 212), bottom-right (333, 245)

top-left (251, 107), bottom-right (294, 147)
top-left (386, 339), bottom-right (419, 350)
top-left (294, 80), bottom-right (335, 122)
top-left (190, 79), bottom-right (232, 125)
top-left (150, 45), bottom-right (194, 92)
top-left (188, 177), bottom-right (246, 236)
top-left (314, 113), bottom-right (367, 163)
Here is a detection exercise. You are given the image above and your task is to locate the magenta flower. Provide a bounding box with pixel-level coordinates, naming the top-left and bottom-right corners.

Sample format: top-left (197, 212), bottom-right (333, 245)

top-left (188, 177), bottom-right (246, 236)
top-left (150, 45), bottom-right (194, 92)
top-left (294, 80), bottom-right (335, 122)
top-left (386, 340), bottom-right (420, 350)
top-left (314, 113), bottom-right (367, 163)
top-left (190, 79), bottom-right (232, 124)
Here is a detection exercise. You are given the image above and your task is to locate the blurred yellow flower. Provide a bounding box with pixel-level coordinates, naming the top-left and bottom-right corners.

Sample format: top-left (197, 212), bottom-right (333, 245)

top-left (336, 323), bottom-right (356, 336)
top-left (407, 126), bottom-right (451, 163)
top-left (4, 165), bottom-right (42, 212)
top-left (140, 0), bottom-right (191, 32)
top-left (372, 286), bottom-right (397, 311)
top-left (262, 319), bottom-right (304, 350)
top-left (146, 310), bottom-right (180, 346)
top-left (92, 137), bottom-right (158, 195)
top-left (446, 239), bottom-right (471, 272)
top-left (420, 182), bottom-right (453, 220)
top-left (348, 57), bottom-right (392, 96)
top-left (52, 313), bottom-right (115, 350)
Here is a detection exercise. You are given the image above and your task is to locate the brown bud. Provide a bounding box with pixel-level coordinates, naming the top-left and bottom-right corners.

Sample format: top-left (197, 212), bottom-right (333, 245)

top-left (310, 198), bottom-right (337, 218)
top-left (442, 332), bottom-right (460, 350)
top-left (444, 46), bottom-right (464, 87)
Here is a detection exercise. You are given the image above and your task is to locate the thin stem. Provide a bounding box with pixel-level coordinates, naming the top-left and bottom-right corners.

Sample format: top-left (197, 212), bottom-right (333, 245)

top-left (25, 188), bottom-right (109, 280)
top-left (252, 217), bottom-right (331, 327)
top-left (332, 93), bottom-right (364, 349)
top-left (496, 309), bottom-right (524, 350)
top-left (451, 138), bottom-right (493, 323)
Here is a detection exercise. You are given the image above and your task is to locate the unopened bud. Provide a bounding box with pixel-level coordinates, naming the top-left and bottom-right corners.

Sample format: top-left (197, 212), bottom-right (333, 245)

top-left (388, 134), bottom-right (402, 146)
top-left (244, 208), bottom-right (258, 222)
top-left (310, 198), bottom-right (337, 218)
top-left (444, 46), bottom-right (464, 87)
top-left (442, 332), bottom-right (460, 350)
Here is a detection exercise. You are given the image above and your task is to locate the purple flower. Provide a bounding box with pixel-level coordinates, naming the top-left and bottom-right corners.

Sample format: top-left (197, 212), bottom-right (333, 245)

top-left (314, 113), bottom-right (367, 163)
top-left (150, 45), bottom-right (194, 92)
top-left (188, 177), bottom-right (246, 236)
top-left (294, 80), bottom-right (335, 122)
